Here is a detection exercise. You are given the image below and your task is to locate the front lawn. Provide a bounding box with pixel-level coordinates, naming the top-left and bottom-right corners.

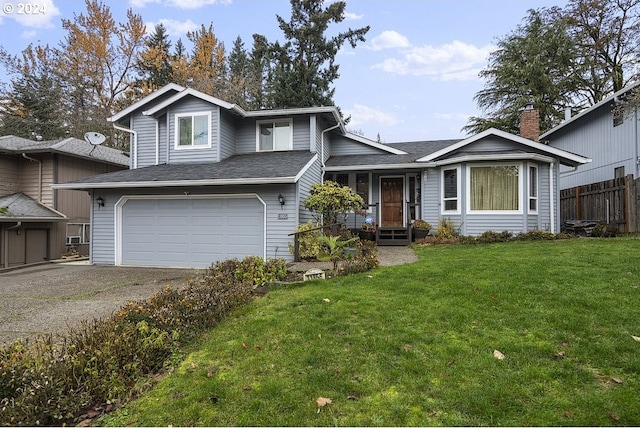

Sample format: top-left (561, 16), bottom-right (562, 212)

top-left (101, 238), bottom-right (640, 426)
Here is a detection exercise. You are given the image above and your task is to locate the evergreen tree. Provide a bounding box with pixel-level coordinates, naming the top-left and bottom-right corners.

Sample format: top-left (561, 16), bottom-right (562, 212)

top-left (136, 23), bottom-right (173, 92)
top-left (265, 0), bottom-right (369, 108)
top-left (464, 8), bottom-right (584, 136)
top-left (0, 45), bottom-right (66, 139)
top-left (226, 36), bottom-right (251, 108)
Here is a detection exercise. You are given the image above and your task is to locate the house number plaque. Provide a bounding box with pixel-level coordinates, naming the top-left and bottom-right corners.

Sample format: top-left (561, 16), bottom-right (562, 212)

top-left (278, 213), bottom-right (288, 220)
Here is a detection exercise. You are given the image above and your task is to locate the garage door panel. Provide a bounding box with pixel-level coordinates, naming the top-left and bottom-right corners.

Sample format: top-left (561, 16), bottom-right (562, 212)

top-left (121, 197), bottom-right (264, 268)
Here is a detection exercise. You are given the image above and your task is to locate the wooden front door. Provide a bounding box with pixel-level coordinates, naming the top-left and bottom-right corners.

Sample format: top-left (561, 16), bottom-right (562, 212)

top-left (381, 177), bottom-right (404, 227)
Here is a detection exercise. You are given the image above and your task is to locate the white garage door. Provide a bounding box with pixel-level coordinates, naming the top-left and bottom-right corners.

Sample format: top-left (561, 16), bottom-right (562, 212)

top-left (120, 196), bottom-right (264, 268)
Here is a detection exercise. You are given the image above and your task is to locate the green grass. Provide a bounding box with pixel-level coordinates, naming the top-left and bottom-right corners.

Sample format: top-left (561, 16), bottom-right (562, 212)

top-left (100, 238), bottom-right (640, 426)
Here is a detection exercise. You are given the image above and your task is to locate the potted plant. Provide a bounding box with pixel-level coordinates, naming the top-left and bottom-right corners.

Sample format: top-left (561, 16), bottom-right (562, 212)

top-left (412, 219), bottom-right (432, 241)
top-left (359, 221), bottom-right (376, 242)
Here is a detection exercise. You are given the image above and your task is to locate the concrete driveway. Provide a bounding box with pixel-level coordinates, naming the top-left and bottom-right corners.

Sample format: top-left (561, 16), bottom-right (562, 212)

top-left (0, 261), bottom-right (199, 345)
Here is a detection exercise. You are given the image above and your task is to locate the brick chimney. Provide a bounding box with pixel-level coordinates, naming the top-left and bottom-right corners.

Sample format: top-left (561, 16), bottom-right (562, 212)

top-left (519, 105), bottom-right (539, 141)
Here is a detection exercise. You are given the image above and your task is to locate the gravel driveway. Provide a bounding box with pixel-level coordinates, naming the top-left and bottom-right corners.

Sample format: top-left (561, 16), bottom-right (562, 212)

top-left (0, 261), bottom-right (199, 345)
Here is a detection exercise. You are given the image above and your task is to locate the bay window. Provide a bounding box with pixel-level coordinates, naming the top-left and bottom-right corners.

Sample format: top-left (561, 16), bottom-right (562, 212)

top-left (528, 164), bottom-right (538, 213)
top-left (468, 164), bottom-right (521, 213)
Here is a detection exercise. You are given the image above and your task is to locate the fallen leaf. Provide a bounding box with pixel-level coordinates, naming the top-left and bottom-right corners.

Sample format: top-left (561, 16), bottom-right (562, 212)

top-left (632, 335), bottom-right (640, 342)
top-left (323, 298), bottom-right (331, 302)
top-left (608, 412), bottom-right (621, 422)
top-left (493, 349), bottom-right (505, 360)
top-left (347, 395), bottom-right (359, 401)
top-left (243, 385), bottom-right (253, 391)
top-left (612, 377), bottom-right (623, 384)
top-left (316, 397), bottom-right (332, 407)
top-left (564, 410), bottom-right (576, 419)
top-left (242, 342), bottom-right (248, 349)
top-left (552, 351), bottom-right (566, 359)
top-left (446, 359), bottom-right (456, 367)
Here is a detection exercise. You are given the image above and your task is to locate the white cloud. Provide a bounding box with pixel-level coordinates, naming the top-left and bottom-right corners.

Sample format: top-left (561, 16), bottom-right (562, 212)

top-left (344, 104), bottom-right (399, 130)
top-left (373, 40), bottom-right (494, 81)
top-left (21, 30), bottom-right (37, 39)
top-left (129, 0), bottom-right (231, 9)
top-left (3, 0), bottom-right (61, 29)
top-left (344, 12), bottom-right (363, 20)
top-left (145, 18), bottom-right (199, 37)
top-left (369, 30), bottom-right (410, 51)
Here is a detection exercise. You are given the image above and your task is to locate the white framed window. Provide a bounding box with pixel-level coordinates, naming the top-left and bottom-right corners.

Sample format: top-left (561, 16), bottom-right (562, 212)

top-left (528, 164), bottom-right (538, 213)
top-left (175, 111), bottom-right (211, 149)
top-left (257, 119), bottom-right (293, 151)
top-left (441, 166), bottom-right (460, 214)
top-left (467, 163), bottom-right (522, 214)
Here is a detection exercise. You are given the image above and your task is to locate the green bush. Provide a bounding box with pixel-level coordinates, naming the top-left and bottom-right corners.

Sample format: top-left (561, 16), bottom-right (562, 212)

top-left (435, 217), bottom-right (457, 239)
top-left (288, 221), bottom-right (322, 259)
top-left (0, 256), bottom-right (284, 426)
top-left (339, 240), bottom-right (379, 275)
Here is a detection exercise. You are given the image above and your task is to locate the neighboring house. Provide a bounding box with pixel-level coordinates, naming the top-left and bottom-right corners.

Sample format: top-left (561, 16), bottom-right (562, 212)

top-left (541, 81), bottom-right (640, 189)
top-left (54, 84), bottom-right (590, 269)
top-left (0, 136), bottom-right (129, 268)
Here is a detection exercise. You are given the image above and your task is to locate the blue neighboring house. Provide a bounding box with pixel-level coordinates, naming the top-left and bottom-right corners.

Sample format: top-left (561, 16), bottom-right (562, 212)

top-left (54, 84), bottom-right (590, 268)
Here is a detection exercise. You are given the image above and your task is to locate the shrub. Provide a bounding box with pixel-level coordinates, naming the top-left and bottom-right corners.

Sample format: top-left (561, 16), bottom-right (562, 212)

top-left (302, 181), bottom-right (364, 227)
top-left (435, 217), bottom-right (457, 239)
top-left (339, 240), bottom-right (379, 275)
top-left (288, 221), bottom-right (322, 259)
top-left (0, 256), bottom-right (279, 426)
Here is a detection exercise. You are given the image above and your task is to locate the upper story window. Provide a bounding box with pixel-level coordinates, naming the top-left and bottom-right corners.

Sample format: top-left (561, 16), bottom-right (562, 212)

top-left (175, 111), bottom-right (211, 149)
top-left (442, 166), bottom-right (460, 214)
top-left (258, 119), bottom-right (292, 151)
top-left (468, 164), bottom-right (521, 213)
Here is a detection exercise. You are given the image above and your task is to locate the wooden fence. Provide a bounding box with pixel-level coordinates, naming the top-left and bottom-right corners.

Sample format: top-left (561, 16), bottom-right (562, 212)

top-left (560, 174), bottom-right (640, 233)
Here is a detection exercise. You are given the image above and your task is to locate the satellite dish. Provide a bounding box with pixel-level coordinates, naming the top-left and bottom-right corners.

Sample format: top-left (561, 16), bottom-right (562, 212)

top-left (84, 132), bottom-right (106, 146)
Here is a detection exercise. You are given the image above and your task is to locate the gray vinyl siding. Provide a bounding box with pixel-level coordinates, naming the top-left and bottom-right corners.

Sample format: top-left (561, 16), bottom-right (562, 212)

top-left (219, 110), bottom-right (237, 160)
top-left (420, 162), bottom-right (558, 236)
top-left (330, 135), bottom-right (389, 156)
top-left (547, 106), bottom-right (640, 189)
top-left (0, 157), bottom-right (19, 196)
top-left (297, 158), bottom-right (322, 224)
top-left (133, 112), bottom-right (158, 168)
top-left (235, 116), bottom-right (312, 154)
top-left (158, 114), bottom-right (168, 165)
top-left (166, 98), bottom-right (220, 164)
top-left (89, 184), bottom-right (298, 265)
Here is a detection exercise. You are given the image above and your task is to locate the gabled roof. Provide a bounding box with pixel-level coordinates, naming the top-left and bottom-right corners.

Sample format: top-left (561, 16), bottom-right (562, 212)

top-left (53, 151), bottom-right (318, 190)
top-left (142, 87), bottom-right (246, 117)
top-left (541, 80), bottom-right (640, 139)
top-left (343, 132), bottom-right (407, 155)
top-left (0, 192), bottom-right (66, 222)
top-left (0, 136), bottom-right (129, 166)
top-left (416, 128), bottom-right (591, 167)
top-left (108, 83), bottom-right (185, 123)
top-left (325, 139), bottom-right (460, 170)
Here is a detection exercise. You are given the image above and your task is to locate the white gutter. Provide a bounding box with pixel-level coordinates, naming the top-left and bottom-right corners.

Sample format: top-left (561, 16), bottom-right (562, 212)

top-left (53, 176), bottom-right (299, 190)
top-left (321, 123), bottom-right (341, 177)
top-left (113, 124), bottom-right (137, 169)
top-left (22, 153), bottom-right (42, 201)
top-left (550, 162), bottom-right (556, 233)
top-left (155, 120), bottom-right (159, 165)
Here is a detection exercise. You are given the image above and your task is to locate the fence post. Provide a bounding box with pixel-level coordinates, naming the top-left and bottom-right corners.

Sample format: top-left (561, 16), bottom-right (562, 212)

top-left (575, 186), bottom-right (581, 219)
top-left (627, 175), bottom-right (638, 233)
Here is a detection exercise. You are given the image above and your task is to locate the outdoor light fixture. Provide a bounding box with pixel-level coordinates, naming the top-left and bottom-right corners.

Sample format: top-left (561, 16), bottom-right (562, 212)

top-left (96, 196), bottom-right (105, 207)
top-left (278, 193), bottom-right (285, 207)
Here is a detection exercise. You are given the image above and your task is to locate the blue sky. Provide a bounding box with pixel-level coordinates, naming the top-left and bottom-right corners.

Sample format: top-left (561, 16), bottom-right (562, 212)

top-left (0, 0), bottom-right (566, 143)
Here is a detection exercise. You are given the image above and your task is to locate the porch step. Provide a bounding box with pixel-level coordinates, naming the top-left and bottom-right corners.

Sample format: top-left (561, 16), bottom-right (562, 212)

top-left (377, 227), bottom-right (410, 246)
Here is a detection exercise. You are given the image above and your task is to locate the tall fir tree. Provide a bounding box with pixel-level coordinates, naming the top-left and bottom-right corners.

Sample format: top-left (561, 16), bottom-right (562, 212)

top-left (265, 0), bottom-right (369, 109)
top-left (136, 23), bottom-right (173, 92)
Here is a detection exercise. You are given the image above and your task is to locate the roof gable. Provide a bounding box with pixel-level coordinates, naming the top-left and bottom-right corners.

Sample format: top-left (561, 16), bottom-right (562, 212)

top-left (0, 192), bottom-right (66, 222)
top-left (417, 128), bottom-right (591, 167)
top-left (541, 80), bottom-right (640, 139)
top-left (108, 83), bottom-right (185, 123)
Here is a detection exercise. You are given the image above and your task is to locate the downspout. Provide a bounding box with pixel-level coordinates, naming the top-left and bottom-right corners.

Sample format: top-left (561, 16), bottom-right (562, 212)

top-left (155, 120), bottom-right (160, 165)
top-left (549, 162), bottom-right (556, 233)
top-left (22, 153), bottom-right (42, 201)
top-left (4, 222), bottom-right (21, 268)
top-left (113, 124), bottom-right (137, 169)
top-left (320, 123), bottom-right (341, 182)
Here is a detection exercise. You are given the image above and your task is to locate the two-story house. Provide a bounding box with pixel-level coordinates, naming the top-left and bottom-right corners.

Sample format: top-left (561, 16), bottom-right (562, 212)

top-left (541, 81), bottom-right (640, 189)
top-left (0, 136), bottom-right (129, 268)
top-left (55, 84), bottom-right (590, 269)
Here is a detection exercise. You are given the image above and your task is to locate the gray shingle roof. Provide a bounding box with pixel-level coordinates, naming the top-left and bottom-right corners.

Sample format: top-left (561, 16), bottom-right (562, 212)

top-left (0, 136), bottom-right (129, 166)
top-left (0, 193), bottom-right (66, 222)
top-left (325, 139), bottom-right (462, 167)
top-left (57, 150), bottom-right (316, 188)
